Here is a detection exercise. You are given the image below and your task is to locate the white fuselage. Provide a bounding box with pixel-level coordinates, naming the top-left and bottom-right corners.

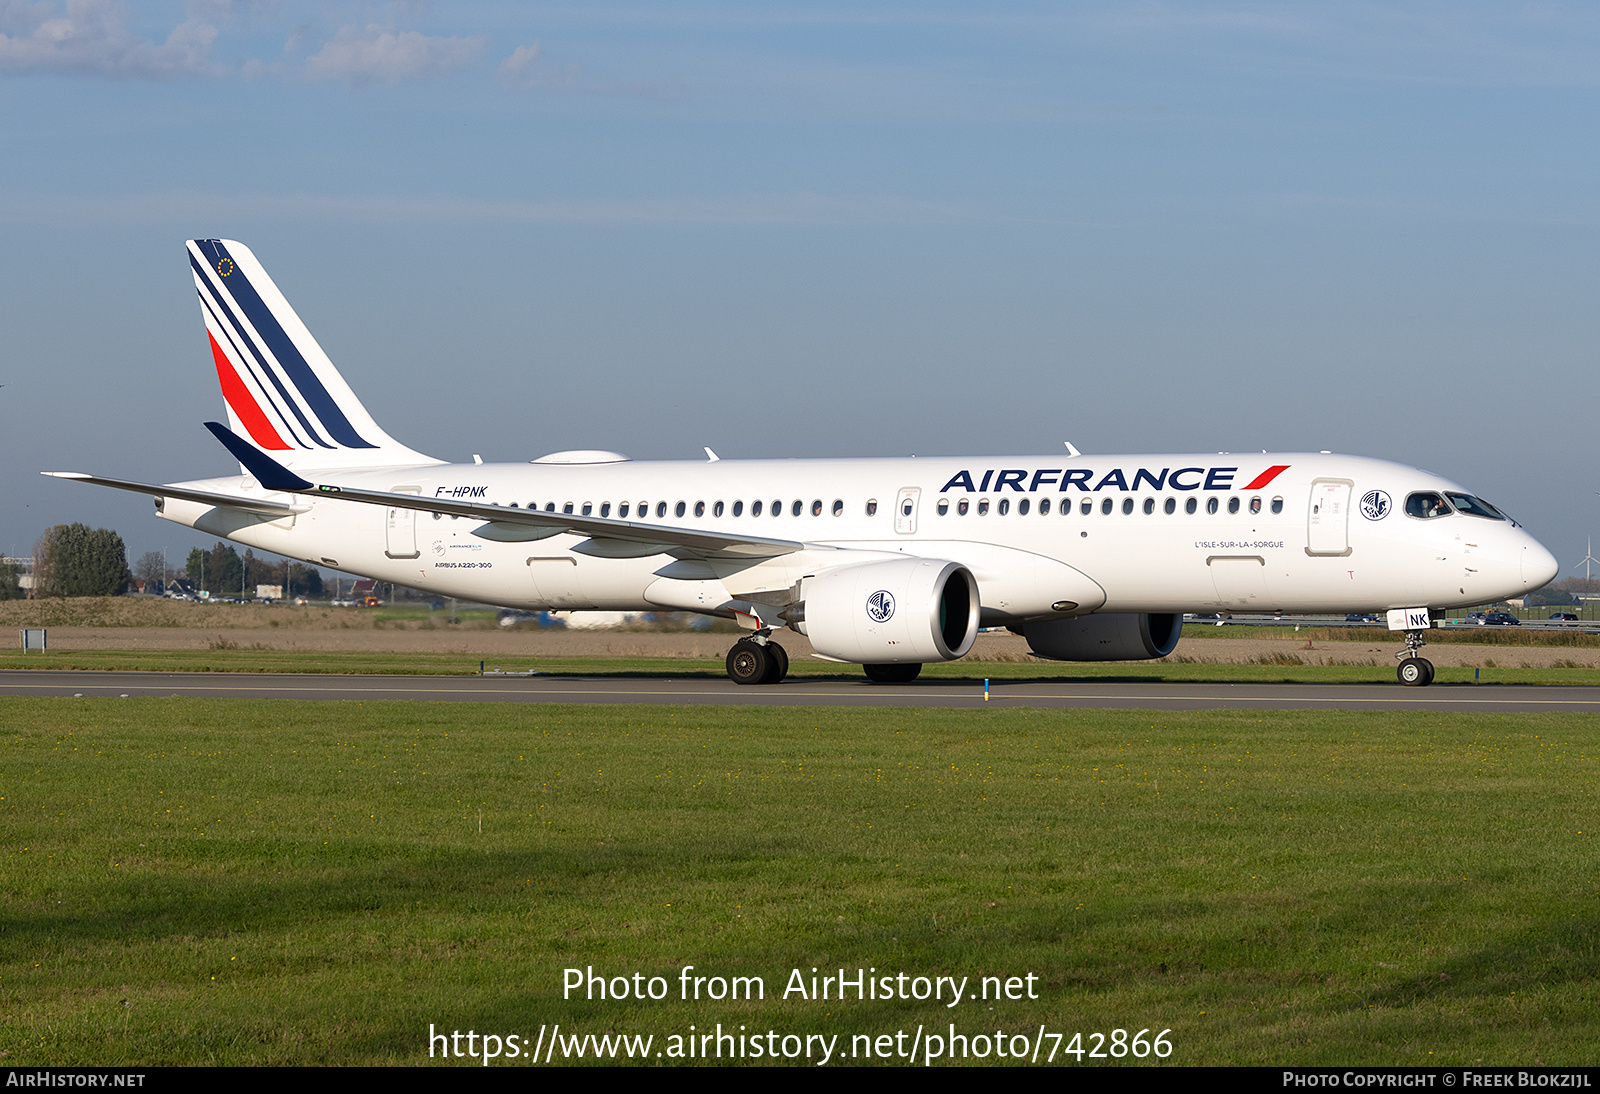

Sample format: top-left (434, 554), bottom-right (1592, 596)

top-left (157, 451), bottom-right (1556, 623)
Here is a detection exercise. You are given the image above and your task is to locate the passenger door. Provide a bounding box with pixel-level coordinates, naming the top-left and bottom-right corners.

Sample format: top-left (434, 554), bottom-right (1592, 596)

top-left (384, 486), bottom-right (421, 559)
top-left (1307, 479), bottom-right (1353, 556)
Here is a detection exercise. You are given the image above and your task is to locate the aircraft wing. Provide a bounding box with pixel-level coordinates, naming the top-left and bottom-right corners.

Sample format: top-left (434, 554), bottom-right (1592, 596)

top-left (50, 423), bottom-right (805, 561)
top-left (194, 422), bottom-right (806, 560)
top-left (41, 472), bottom-right (305, 517)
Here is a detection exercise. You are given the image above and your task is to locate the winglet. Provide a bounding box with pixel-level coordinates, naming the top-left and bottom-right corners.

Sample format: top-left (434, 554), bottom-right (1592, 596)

top-left (204, 421), bottom-right (315, 491)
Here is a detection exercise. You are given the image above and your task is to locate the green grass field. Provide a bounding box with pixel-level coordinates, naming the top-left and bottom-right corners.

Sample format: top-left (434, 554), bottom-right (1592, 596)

top-left (3, 697), bottom-right (1597, 1066)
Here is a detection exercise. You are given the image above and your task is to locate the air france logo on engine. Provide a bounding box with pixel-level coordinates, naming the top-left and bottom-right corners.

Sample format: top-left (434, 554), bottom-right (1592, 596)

top-left (866, 590), bottom-right (896, 624)
top-left (1360, 490), bottom-right (1392, 521)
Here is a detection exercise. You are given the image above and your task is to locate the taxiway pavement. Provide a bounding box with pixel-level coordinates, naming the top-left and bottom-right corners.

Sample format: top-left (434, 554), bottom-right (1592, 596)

top-left (3, 670), bottom-right (1599, 712)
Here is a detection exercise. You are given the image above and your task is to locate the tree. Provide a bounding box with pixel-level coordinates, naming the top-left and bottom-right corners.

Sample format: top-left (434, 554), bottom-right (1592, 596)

top-left (33, 524), bottom-right (132, 597)
top-left (0, 558), bottom-right (20, 600)
top-left (133, 551), bottom-right (166, 592)
top-left (288, 563), bottom-right (323, 597)
top-left (186, 542), bottom-right (242, 595)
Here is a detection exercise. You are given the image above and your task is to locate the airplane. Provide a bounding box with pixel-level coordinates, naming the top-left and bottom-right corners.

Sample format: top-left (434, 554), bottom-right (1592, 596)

top-left (48, 239), bottom-right (1559, 688)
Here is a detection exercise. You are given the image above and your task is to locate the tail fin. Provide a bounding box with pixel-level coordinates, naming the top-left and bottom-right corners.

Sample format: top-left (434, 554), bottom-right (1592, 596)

top-left (188, 239), bottom-right (441, 470)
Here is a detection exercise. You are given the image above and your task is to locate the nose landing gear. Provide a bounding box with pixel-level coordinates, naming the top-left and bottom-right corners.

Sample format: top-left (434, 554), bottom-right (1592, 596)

top-left (1395, 629), bottom-right (1434, 687)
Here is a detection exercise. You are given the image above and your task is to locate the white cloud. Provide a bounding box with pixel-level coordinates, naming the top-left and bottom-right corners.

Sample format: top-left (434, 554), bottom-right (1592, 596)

top-left (303, 24), bottom-right (485, 85)
top-left (0, 0), bottom-right (221, 79)
top-left (497, 41), bottom-right (577, 88)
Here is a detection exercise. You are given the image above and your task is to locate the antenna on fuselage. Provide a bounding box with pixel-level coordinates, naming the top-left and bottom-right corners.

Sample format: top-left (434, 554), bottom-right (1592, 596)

top-left (704, 447), bottom-right (720, 462)
top-left (1063, 441), bottom-right (1081, 458)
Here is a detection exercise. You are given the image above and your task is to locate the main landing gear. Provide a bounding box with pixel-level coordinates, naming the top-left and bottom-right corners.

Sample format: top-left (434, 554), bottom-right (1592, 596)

top-left (726, 636), bottom-right (788, 685)
top-left (1395, 629), bottom-right (1434, 687)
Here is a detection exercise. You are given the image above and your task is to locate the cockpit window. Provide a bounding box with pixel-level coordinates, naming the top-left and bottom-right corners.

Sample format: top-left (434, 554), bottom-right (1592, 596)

top-left (1444, 493), bottom-right (1507, 520)
top-left (1405, 492), bottom-right (1452, 519)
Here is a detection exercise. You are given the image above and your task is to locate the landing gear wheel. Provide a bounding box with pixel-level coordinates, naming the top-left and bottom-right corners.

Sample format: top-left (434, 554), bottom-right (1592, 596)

top-left (863, 663), bottom-right (922, 684)
top-left (763, 642), bottom-right (788, 684)
top-left (727, 641), bottom-right (771, 685)
top-left (1397, 657), bottom-right (1434, 687)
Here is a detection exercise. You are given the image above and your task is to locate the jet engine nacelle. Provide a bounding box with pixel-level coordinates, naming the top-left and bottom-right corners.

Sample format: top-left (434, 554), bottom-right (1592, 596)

top-left (796, 558), bottom-right (980, 664)
top-left (1020, 612), bottom-right (1182, 661)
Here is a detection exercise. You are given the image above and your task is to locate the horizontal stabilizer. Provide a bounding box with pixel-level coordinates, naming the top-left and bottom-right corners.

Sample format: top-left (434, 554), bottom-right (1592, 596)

top-left (42, 471), bottom-right (304, 517)
top-left (204, 421), bottom-right (313, 491)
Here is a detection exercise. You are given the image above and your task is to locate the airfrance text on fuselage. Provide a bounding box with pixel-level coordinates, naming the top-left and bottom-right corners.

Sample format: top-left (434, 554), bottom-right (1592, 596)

top-left (937, 465), bottom-right (1289, 494)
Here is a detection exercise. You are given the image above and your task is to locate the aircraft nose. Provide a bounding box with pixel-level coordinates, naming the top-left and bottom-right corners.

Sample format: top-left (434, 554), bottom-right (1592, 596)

top-left (1522, 534), bottom-right (1558, 590)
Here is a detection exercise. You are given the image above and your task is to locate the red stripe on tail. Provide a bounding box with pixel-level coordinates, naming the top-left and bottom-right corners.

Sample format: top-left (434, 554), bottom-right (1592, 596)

top-left (1242, 464), bottom-right (1290, 491)
top-left (209, 332), bottom-right (292, 450)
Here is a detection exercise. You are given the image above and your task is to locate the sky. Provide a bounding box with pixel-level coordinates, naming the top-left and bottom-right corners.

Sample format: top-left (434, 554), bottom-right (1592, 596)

top-left (2, 1), bottom-right (1598, 580)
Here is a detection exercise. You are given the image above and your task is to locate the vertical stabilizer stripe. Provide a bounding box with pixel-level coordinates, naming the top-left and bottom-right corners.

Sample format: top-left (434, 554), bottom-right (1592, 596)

top-left (199, 241), bottom-right (377, 448)
top-left (209, 332), bottom-right (291, 450)
top-left (192, 258), bottom-right (332, 449)
top-left (199, 291), bottom-right (312, 449)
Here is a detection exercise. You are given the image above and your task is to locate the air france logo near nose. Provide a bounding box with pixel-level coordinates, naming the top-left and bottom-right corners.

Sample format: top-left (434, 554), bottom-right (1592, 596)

top-left (866, 590), bottom-right (895, 623)
top-left (1361, 490), bottom-right (1392, 520)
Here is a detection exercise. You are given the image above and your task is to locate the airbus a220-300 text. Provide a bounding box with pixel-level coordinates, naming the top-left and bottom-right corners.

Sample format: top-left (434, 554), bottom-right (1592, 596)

top-left (49, 240), bottom-right (1559, 687)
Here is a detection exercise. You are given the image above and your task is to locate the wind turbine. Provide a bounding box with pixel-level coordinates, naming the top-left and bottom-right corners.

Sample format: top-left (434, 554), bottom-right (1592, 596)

top-left (1580, 538), bottom-right (1599, 582)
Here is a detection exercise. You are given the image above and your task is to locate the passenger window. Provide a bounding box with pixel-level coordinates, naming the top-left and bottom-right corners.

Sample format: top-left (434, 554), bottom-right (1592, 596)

top-left (546, 502), bottom-right (556, 512)
top-left (1040, 497), bottom-right (1052, 515)
top-left (600, 503), bottom-right (611, 518)
top-left (1018, 498), bottom-right (1030, 515)
top-left (713, 501), bottom-right (724, 517)
top-left (792, 500), bottom-right (803, 517)
top-left (1164, 497), bottom-right (1176, 515)
top-left (1206, 497), bottom-right (1219, 515)
top-left (675, 501), bottom-right (686, 518)
top-left (563, 502), bottom-right (574, 514)
top-left (1405, 492), bottom-right (1451, 519)
top-left (1271, 497), bottom-right (1283, 514)
top-left (1122, 498), bottom-right (1134, 515)
top-left (581, 502), bottom-right (593, 516)
top-left (811, 499), bottom-right (822, 516)
top-left (694, 501), bottom-right (705, 517)
top-left (1143, 498), bottom-right (1155, 515)
top-left (1101, 498), bottom-right (1113, 515)
top-left (752, 500), bottom-right (763, 517)
top-left (866, 499), bottom-right (878, 516)
top-left (433, 512), bottom-right (442, 521)
top-left (1081, 499), bottom-right (1092, 515)
top-left (958, 499), bottom-right (969, 516)
top-left (1228, 497), bottom-right (1240, 514)
top-left (772, 499), bottom-right (782, 516)
top-left (998, 498), bottom-right (1010, 516)
top-left (732, 500), bottom-right (743, 517)
top-left (1186, 498), bottom-right (1197, 515)
top-left (832, 499), bottom-right (843, 516)
top-left (1249, 497), bottom-right (1261, 514)
top-left (937, 498), bottom-right (950, 516)
top-left (978, 498), bottom-right (990, 516)
top-left (656, 501), bottom-right (668, 518)
top-left (619, 502), bottom-right (630, 518)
